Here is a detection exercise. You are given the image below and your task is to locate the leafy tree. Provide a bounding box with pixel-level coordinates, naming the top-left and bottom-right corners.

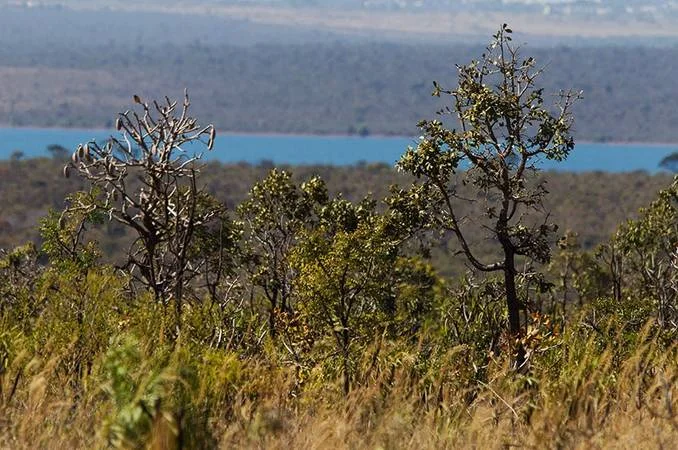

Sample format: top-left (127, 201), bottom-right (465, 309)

top-left (659, 152), bottom-right (678, 173)
top-left (545, 231), bottom-right (611, 314)
top-left (9, 150), bottom-right (24, 162)
top-left (37, 191), bottom-right (127, 384)
top-left (292, 198), bottom-right (389, 394)
top-left (40, 190), bottom-right (105, 272)
top-left (395, 25), bottom-right (579, 367)
top-left (47, 144), bottom-right (69, 161)
top-left (0, 242), bottom-right (41, 318)
top-left (237, 169), bottom-right (328, 337)
top-left (611, 178), bottom-right (678, 330)
top-left (292, 196), bottom-right (437, 394)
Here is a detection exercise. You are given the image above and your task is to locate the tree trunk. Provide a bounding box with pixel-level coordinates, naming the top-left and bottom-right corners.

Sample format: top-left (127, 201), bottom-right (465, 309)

top-left (503, 247), bottom-right (526, 370)
top-left (268, 304), bottom-right (277, 339)
top-left (174, 274), bottom-right (184, 341)
top-left (342, 328), bottom-right (351, 395)
top-left (503, 249), bottom-right (521, 336)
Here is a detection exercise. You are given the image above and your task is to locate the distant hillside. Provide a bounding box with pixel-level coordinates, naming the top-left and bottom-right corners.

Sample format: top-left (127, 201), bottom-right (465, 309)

top-left (1, 21), bottom-right (678, 143)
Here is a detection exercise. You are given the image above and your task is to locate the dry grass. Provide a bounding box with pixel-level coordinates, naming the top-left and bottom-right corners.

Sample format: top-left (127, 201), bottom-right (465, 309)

top-left (1, 326), bottom-right (676, 449)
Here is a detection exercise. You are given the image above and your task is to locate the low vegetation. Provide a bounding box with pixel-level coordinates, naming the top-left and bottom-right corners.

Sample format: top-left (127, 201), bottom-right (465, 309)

top-left (0, 27), bottom-right (676, 448)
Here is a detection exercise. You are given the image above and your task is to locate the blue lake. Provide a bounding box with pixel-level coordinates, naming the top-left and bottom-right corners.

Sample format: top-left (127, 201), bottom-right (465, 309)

top-left (0, 127), bottom-right (676, 172)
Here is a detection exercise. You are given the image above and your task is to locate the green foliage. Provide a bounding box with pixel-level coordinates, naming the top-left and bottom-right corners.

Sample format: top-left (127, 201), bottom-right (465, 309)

top-left (545, 231), bottom-right (611, 313)
top-left (39, 190), bottom-right (104, 272)
top-left (0, 243), bottom-right (42, 318)
top-left (99, 334), bottom-right (175, 448)
top-left (390, 257), bottom-right (440, 338)
top-left (30, 267), bottom-right (126, 382)
top-left (238, 169), bottom-right (329, 334)
top-left (432, 277), bottom-right (506, 392)
top-left (0, 157), bottom-right (672, 279)
top-left (0, 160), bottom-right (676, 448)
top-left (0, 325), bottom-right (22, 379)
top-left (608, 177), bottom-right (678, 330)
top-left (395, 25), bottom-right (579, 352)
top-left (188, 191), bottom-right (243, 304)
top-left (180, 297), bottom-right (264, 354)
top-left (292, 199), bottom-right (395, 392)
top-left (291, 196), bottom-right (440, 393)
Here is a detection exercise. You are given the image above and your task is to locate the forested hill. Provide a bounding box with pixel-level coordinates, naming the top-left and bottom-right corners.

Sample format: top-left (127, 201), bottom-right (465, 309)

top-left (1, 6), bottom-right (678, 142)
top-left (1, 38), bottom-right (677, 142)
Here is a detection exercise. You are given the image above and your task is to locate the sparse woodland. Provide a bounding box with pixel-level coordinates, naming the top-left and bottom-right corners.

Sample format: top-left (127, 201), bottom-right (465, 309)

top-left (0, 28), bottom-right (677, 449)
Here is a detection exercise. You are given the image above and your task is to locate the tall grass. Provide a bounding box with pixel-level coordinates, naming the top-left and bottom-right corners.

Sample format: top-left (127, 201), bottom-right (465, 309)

top-left (1, 307), bottom-right (675, 449)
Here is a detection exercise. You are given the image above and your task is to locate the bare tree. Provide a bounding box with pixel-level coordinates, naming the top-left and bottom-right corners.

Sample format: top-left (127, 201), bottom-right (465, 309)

top-left (64, 92), bottom-right (225, 333)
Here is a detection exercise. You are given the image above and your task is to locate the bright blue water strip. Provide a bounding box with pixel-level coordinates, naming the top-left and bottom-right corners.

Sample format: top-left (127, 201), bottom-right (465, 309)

top-left (1, 127), bottom-right (676, 173)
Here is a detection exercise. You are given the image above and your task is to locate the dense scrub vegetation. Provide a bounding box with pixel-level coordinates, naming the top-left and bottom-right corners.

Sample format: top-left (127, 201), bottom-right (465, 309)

top-left (0, 157), bottom-right (672, 277)
top-left (1, 29), bottom-right (677, 449)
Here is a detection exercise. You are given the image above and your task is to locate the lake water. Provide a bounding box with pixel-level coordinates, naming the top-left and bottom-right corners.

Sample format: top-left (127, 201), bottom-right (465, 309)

top-left (0, 127), bottom-right (676, 172)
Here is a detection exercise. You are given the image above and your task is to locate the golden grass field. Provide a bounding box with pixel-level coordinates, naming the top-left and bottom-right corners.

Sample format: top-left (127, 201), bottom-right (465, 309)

top-left (1, 313), bottom-right (676, 449)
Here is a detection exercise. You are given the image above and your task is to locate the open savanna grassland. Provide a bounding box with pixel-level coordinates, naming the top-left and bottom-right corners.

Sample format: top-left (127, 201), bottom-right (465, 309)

top-left (1, 16), bottom-right (677, 447)
top-left (1, 158), bottom-right (676, 448)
